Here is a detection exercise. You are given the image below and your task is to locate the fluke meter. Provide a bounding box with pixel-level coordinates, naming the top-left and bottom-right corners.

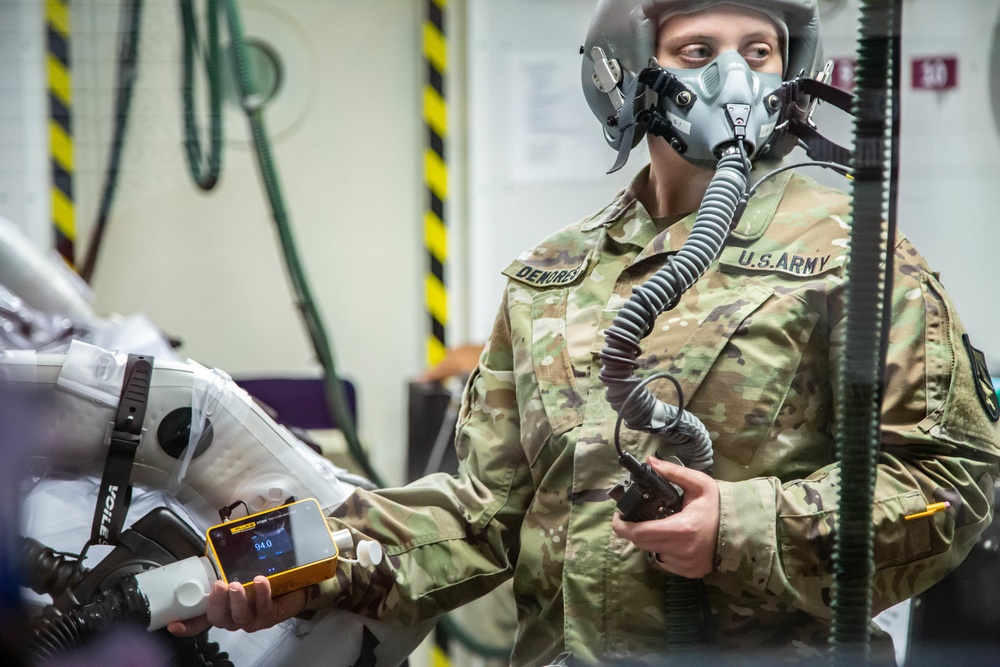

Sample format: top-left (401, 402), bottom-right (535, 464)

top-left (206, 498), bottom-right (339, 596)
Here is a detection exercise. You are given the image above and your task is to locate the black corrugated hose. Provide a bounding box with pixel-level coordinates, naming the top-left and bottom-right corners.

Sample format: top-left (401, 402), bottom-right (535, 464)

top-left (830, 0), bottom-right (900, 663)
top-left (79, 0), bottom-right (144, 283)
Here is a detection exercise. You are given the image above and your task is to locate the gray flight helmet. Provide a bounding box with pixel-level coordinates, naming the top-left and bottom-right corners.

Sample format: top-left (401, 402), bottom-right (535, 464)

top-left (582, 0), bottom-right (823, 159)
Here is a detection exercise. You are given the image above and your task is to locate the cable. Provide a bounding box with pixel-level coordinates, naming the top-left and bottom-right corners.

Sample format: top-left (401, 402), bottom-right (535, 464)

top-left (748, 160), bottom-right (853, 199)
top-left (613, 372), bottom-right (685, 459)
top-left (78, 0), bottom-right (144, 284)
top-left (180, 0), bottom-right (223, 190)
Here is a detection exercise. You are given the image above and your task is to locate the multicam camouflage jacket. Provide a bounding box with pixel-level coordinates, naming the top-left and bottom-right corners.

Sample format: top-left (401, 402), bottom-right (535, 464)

top-left (313, 167), bottom-right (1000, 665)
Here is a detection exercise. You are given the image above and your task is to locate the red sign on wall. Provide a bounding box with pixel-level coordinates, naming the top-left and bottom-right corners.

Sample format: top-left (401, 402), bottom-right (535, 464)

top-left (912, 56), bottom-right (958, 91)
top-left (830, 57), bottom-right (856, 91)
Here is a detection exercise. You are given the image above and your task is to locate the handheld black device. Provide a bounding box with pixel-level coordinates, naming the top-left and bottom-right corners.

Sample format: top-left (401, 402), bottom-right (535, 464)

top-left (609, 451), bottom-right (683, 522)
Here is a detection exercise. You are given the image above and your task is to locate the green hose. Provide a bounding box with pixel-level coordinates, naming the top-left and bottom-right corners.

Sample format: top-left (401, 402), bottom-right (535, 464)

top-left (830, 0), bottom-right (898, 662)
top-left (221, 0), bottom-right (383, 488)
top-left (180, 0), bottom-right (223, 191)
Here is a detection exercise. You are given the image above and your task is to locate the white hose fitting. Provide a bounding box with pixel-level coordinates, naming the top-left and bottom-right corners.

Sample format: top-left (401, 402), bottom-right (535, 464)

top-left (134, 555), bottom-right (218, 631)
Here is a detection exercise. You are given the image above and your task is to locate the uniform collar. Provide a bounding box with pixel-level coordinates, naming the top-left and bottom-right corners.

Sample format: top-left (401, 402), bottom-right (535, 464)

top-left (583, 161), bottom-right (796, 262)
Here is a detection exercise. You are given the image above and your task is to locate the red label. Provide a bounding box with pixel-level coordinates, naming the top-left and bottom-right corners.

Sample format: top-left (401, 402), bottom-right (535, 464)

top-left (830, 57), bottom-right (856, 91)
top-left (912, 56), bottom-right (958, 90)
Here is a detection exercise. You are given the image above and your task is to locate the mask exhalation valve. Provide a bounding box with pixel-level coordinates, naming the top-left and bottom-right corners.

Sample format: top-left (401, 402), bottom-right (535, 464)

top-left (725, 103), bottom-right (751, 140)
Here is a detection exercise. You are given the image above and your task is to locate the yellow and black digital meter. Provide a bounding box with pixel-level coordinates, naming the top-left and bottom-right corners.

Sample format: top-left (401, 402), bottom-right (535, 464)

top-left (206, 498), bottom-right (338, 596)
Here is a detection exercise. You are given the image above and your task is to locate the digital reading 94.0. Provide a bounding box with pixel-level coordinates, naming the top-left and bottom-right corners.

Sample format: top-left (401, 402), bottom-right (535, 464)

top-left (206, 498), bottom-right (339, 593)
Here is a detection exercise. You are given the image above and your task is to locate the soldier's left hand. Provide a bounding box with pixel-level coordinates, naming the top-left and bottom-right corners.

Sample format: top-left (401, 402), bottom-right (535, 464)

top-left (612, 456), bottom-right (720, 579)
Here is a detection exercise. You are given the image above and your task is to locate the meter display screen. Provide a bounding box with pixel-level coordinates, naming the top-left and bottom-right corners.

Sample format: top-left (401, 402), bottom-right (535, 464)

top-left (208, 499), bottom-right (336, 584)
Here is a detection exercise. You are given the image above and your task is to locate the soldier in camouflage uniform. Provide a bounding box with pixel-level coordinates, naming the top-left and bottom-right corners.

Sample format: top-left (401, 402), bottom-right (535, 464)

top-left (170, 1), bottom-right (1000, 664)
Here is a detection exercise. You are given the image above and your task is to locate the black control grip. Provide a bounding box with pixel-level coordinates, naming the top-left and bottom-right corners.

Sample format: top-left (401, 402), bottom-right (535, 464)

top-left (609, 457), bottom-right (683, 522)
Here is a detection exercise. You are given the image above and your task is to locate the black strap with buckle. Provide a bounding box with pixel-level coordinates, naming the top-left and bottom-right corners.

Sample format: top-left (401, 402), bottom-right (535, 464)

top-left (89, 353), bottom-right (154, 546)
top-left (780, 76), bottom-right (858, 167)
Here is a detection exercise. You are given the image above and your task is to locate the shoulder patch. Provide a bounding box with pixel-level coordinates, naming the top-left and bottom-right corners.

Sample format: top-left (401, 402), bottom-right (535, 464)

top-left (963, 334), bottom-right (1000, 422)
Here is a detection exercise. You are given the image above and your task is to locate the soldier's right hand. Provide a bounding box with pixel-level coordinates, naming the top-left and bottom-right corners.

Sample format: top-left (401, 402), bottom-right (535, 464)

top-left (167, 575), bottom-right (308, 637)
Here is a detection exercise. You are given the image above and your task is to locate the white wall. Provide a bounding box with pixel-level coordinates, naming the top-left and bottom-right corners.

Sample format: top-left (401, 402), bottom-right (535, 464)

top-left (0, 0), bottom-right (49, 250)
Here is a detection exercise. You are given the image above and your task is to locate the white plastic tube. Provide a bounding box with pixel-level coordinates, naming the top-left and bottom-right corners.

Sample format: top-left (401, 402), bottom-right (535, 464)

top-left (135, 555), bottom-right (218, 631)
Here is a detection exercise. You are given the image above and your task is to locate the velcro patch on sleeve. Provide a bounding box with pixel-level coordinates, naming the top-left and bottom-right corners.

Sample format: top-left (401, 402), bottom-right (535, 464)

top-left (963, 333), bottom-right (1000, 422)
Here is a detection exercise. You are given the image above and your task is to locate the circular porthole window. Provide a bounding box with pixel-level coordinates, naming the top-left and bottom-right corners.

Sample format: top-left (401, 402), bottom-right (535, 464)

top-left (218, 2), bottom-right (317, 143)
top-left (223, 38), bottom-right (283, 108)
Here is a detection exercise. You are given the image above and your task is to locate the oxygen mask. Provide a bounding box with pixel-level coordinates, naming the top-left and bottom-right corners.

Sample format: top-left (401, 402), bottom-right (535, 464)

top-left (650, 50), bottom-right (784, 166)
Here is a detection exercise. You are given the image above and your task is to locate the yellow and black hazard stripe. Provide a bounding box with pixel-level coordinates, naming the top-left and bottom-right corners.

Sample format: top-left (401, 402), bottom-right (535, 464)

top-left (430, 622), bottom-right (451, 666)
top-left (424, 0), bottom-right (448, 368)
top-left (46, 0), bottom-right (75, 266)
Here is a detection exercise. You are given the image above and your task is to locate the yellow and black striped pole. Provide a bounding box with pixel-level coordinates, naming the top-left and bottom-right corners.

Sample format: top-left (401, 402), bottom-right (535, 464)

top-left (46, 0), bottom-right (75, 266)
top-left (424, 0), bottom-right (448, 369)
top-left (424, 3), bottom-right (452, 664)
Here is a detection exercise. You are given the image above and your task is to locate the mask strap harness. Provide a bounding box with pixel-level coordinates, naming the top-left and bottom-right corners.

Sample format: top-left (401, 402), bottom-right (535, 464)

top-left (779, 75), bottom-right (858, 166)
top-left (608, 67), bottom-right (695, 174)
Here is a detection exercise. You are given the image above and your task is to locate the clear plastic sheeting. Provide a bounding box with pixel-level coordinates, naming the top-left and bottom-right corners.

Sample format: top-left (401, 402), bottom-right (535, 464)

top-left (16, 346), bottom-right (356, 524)
top-left (0, 215), bottom-right (97, 327)
top-left (0, 283), bottom-right (83, 351)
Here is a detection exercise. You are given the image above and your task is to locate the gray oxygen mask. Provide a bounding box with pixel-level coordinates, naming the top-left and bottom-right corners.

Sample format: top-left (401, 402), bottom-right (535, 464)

top-left (657, 50), bottom-right (784, 166)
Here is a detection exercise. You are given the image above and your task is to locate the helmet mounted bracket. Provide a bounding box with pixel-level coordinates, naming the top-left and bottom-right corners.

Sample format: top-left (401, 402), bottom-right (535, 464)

top-left (591, 46), bottom-right (626, 112)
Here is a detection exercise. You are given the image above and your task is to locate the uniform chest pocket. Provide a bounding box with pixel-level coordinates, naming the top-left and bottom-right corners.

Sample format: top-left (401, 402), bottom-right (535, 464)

top-left (643, 279), bottom-right (787, 468)
top-left (530, 289), bottom-right (585, 439)
top-left (681, 281), bottom-right (825, 469)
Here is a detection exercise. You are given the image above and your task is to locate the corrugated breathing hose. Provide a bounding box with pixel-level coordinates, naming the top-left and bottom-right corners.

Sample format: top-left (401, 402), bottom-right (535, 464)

top-left (830, 0), bottom-right (899, 662)
top-left (180, 0), bottom-right (223, 190)
top-left (79, 0), bottom-right (144, 283)
top-left (599, 146), bottom-right (751, 471)
top-left (599, 145), bottom-right (751, 650)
